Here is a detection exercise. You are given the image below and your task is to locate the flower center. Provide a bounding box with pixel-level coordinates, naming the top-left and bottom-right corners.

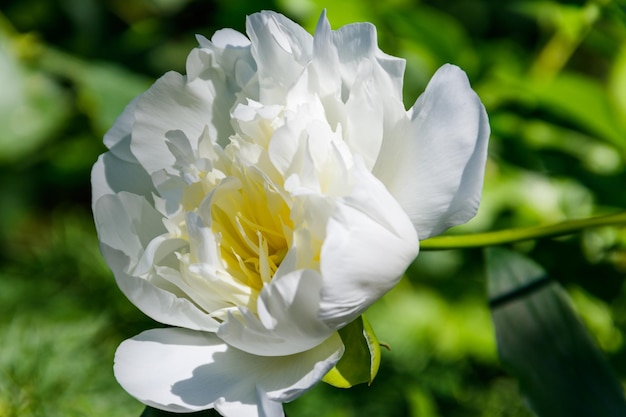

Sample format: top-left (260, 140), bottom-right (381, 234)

top-left (210, 165), bottom-right (293, 292)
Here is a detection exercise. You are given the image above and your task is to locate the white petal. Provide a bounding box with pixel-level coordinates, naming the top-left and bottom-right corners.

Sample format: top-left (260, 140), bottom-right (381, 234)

top-left (91, 153), bottom-right (154, 212)
top-left (318, 159), bottom-right (419, 329)
top-left (256, 386), bottom-right (284, 417)
top-left (343, 59), bottom-right (384, 170)
top-left (114, 328), bottom-right (343, 415)
top-left (92, 97), bottom-right (156, 208)
top-left (309, 13), bottom-right (407, 169)
top-left (246, 11), bottom-right (312, 102)
top-left (102, 96), bottom-right (140, 162)
top-left (102, 245), bottom-right (220, 332)
top-left (94, 192), bottom-right (164, 264)
top-left (190, 32), bottom-right (256, 96)
top-left (217, 268), bottom-right (334, 356)
top-left (332, 21), bottom-right (405, 101)
top-left (94, 192), bottom-right (219, 331)
top-left (168, 211), bottom-right (258, 315)
top-left (208, 29), bottom-right (251, 48)
top-left (310, 10), bottom-right (340, 98)
top-left (373, 64), bottom-right (490, 239)
top-left (131, 71), bottom-right (235, 174)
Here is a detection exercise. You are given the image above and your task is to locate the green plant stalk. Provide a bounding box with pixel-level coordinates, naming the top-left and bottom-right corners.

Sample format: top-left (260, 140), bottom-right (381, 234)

top-left (529, 0), bottom-right (602, 80)
top-left (420, 212), bottom-right (626, 251)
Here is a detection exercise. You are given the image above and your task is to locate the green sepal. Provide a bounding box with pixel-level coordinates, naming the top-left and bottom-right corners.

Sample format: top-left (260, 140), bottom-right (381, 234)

top-left (322, 315), bottom-right (381, 388)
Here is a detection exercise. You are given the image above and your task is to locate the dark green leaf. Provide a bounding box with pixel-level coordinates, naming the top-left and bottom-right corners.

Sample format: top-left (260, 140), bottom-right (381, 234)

top-left (486, 248), bottom-right (626, 417)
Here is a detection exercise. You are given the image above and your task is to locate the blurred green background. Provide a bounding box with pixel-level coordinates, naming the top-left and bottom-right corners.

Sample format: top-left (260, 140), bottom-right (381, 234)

top-left (1, 0), bottom-right (626, 416)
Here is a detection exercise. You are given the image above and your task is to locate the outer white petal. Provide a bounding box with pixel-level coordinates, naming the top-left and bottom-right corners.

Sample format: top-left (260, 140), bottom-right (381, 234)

top-left (318, 159), bottom-right (419, 329)
top-left (102, 96), bottom-right (141, 161)
top-left (217, 266), bottom-right (334, 357)
top-left (131, 70), bottom-right (235, 174)
top-left (114, 328), bottom-right (343, 415)
top-left (103, 245), bottom-right (220, 332)
top-left (373, 64), bottom-right (490, 239)
top-left (94, 192), bottom-right (164, 264)
top-left (91, 153), bottom-right (154, 212)
top-left (94, 192), bottom-right (219, 331)
top-left (92, 97), bottom-right (155, 208)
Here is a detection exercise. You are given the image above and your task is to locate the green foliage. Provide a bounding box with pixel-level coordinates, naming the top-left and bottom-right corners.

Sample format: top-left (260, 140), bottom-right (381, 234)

top-left (487, 248), bottom-right (626, 416)
top-left (0, 29), bottom-right (71, 162)
top-left (0, 214), bottom-right (145, 417)
top-left (1, 0), bottom-right (625, 416)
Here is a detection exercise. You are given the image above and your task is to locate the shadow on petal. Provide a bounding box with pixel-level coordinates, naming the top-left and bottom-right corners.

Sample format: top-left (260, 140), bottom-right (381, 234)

top-left (171, 351), bottom-right (257, 408)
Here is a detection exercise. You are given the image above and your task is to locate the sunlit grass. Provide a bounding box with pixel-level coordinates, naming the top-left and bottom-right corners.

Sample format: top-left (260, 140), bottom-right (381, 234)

top-left (0, 212), bottom-right (143, 417)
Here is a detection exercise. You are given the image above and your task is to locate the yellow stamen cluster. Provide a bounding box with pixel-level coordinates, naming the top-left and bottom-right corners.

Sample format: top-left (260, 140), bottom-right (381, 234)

top-left (210, 167), bottom-right (293, 292)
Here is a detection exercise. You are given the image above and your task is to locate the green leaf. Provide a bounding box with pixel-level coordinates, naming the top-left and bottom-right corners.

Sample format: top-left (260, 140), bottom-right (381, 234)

top-left (483, 70), bottom-right (626, 152)
top-left (32, 46), bottom-right (152, 136)
top-left (529, 73), bottom-right (626, 150)
top-left (609, 42), bottom-right (626, 129)
top-left (486, 248), bottom-right (626, 417)
top-left (75, 63), bottom-right (151, 135)
top-left (0, 32), bottom-right (71, 162)
top-left (322, 315), bottom-right (381, 388)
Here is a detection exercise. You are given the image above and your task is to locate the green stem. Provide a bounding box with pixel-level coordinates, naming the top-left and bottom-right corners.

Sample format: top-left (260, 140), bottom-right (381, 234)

top-left (420, 212), bottom-right (626, 251)
top-left (529, 0), bottom-right (602, 80)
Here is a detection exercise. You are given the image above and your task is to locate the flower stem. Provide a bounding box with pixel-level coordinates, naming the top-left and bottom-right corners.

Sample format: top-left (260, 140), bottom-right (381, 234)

top-left (420, 212), bottom-right (626, 251)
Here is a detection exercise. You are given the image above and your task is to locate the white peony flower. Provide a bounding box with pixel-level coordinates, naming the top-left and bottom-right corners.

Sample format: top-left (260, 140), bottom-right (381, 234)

top-left (92, 10), bottom-right (489, 417)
